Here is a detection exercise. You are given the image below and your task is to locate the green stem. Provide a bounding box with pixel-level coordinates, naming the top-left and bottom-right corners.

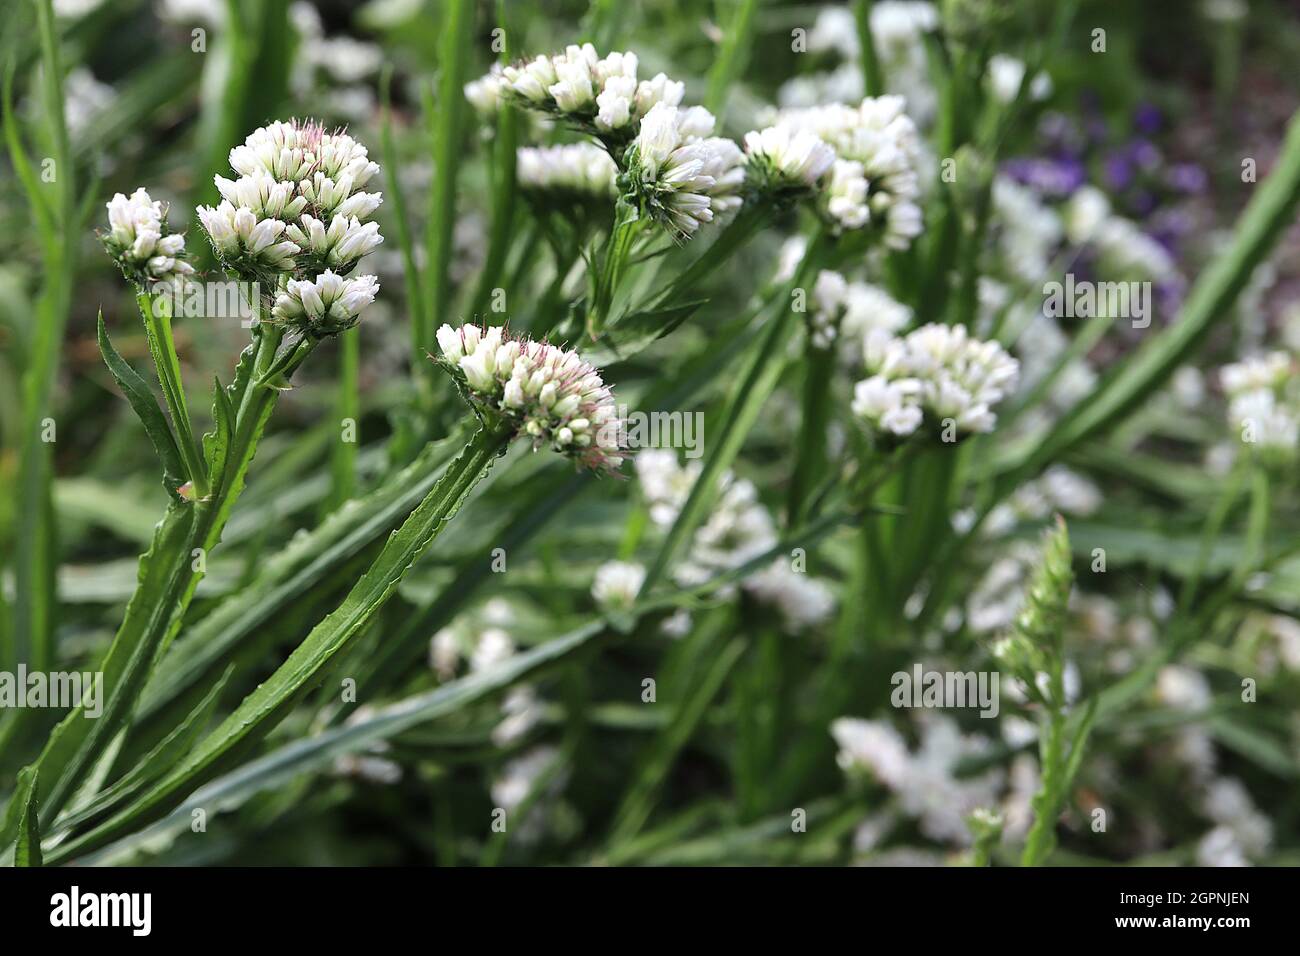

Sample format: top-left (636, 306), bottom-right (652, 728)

top-left (588, 195), bottom-right (645, 338)
top-left (138, 294), bottom-right (209, 497)
top-left (853, 0), bottom-right (884, 97)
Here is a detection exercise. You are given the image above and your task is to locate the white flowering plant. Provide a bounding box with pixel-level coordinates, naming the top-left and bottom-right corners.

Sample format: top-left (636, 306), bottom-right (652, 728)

top-left (2, 0), bottom-right (1300, 885)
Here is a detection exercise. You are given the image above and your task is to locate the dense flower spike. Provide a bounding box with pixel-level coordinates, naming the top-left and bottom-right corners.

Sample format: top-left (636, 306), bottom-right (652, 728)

top-left (517, 143), bottom-right (617, 197)
top-left (197, 118), bottom-right (385, 297)
top-left (435, 324), bottom-right (625, 473)
top-left (271, 270), bottom-right (379, 335)
top-left (102, 187), bottom-right (196, 288)
top-left (854, 323), bottom-right (1019, 439)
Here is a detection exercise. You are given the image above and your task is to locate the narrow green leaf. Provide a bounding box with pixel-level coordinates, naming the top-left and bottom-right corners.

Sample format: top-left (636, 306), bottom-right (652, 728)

top-left (14, 768), bottom-right (40, 867)
top-left (47, 425), bottom-right (512, 864)
top-left (98, 313), bottom-right (186, 496)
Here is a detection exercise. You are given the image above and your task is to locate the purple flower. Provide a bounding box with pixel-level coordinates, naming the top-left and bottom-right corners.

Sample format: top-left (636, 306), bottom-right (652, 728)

top-left (1134, 103), bottom-right (1162, 135)
top-left (1166, 163), bottom-right (1207, 193)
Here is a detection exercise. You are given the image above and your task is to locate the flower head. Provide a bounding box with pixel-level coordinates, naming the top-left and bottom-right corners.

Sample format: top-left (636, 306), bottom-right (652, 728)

top-left (200, 119), bottom-right (384, 290)
top-left (435, 324), bottom-right (625, 473)
top-left (624, 103), bottom-right (741, 239)
top-left (742, 125), bottom-right (836, 197)
top-left (517, 142), bottom-right (617, 199)
top-left (592, 560), bottom-right (646, 612)
top-left (490, 44), bottom-right (681, 146)
top-left (854, 323), bottom-right (1019, 439)
top-left (102, 187), bottom-right (196, 287)
top-left (271, 270), bottom-right (379, 335)
top-left (773, 96), bottom-right (925, 247)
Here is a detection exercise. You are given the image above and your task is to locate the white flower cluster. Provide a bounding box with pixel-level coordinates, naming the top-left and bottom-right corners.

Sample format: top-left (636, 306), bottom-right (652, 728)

top-left (627, 102), bottom-right (745, 238)
top-left (982, 465), bottom-right (1103, 537)
top-left (1064, 186), bottom-right (1177, 282)
top-left (771, 96), bottom-right (924, 246)
top-left (270, 270), bottom-right (379, 335)
top-left (516, 143), bottom-right (617, 198)
top-left (831, 714), bottom-right (1004, 846)
top-left (197, 119), bottom-right (384, 285)
top-left (1220, 351), bottom-right (1298, 458)
top-left (790, 3), bottom-right (938, 124)
top-left (473, 44), bottom-right (684, 141)
top-left (192, 119), bottom-right (384, 334)
top-left (591, 560), bottom-right (645, 612)
top-left (742, 125), bottom-right (836, 195)
top-left (435, 324), bottom-right (625, 473)
top-left (853, 323), bottom-right (1020, 439)
top-left (428, 599), bottom-right (545, 748)
top-left (102, 187), bottom-right (196, 288)
top-left (992, 177), bottom-right (1063, 284)
top-left (807, 269), bottom-right (912, 353)
top-left (635, 450), bottom-right (836, 630)
top-left (985, 55), bottom-right (1052, 104)
top-left (1197, 777), bottom-right (1273, 867)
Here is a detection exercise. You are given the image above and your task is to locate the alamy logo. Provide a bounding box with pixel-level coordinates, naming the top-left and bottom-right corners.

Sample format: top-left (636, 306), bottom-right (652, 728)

top-left (1042, 274), bottom-right (1152, 328)
top-left (50, 886), bottom-right (152, 936)
top-left (891, 664), bottom-right (1000, 718)
top-left (0, 666), bottom-right (103, 717)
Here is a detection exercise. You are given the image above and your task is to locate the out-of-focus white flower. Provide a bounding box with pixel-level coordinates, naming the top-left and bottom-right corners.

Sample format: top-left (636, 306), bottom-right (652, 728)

top-left (831, 717), bottom-right (911, 786)
top-left (465, 67), bottom-right (507, 115)
top-left (157, 0), bottom-right (223, 27)
top-left (1221, 352), bottom-right (1299, 459)
top-left (744, 560), bottom-right (836, 630)
top-left (1200, 777), bottom-right (1272, 863)
top-left (63, 68), bottom-right (115, 140)
top-left (1064, 184), bottom-right (1111, 244)
top-left (834, 715), bottom-right (1004, 845)
top-left (309, 36), bottom-right (383, 84)
top-left (1156, 665), bottom-right (1212, 711)
top-left (660, 609), bottom-right (692, 638)
top-left (852, 375), bottom-right (924, 436)
top-left (271, 270), bottom-right (379, 334)
top-left (1091, 215), bottom-right (1177, 282)
top-left (855, 323), bottom-right (1018, 438)
top-left (1197, 825), bottom-right (1249, 867)
top-left (517, 142), bottom-right (617, 197)
top-left (493, 685), bottom-right (544, 747)
top-left (471, 627), bottom-right (515, 673)
top-left (491, 746), bottom-right (567, 845)
top-left (636, 449), bottom-right (702, 526)
top-left (435, 324), bottom-right (625, 473)
top-left (985, 55), bottom-right (1052, 104)
top-left (592, 560), bottom-right (645, 612)
top-left (992, 177), bottom-right (1063, 282)
top-left (742, 125), bottom-right (836, 193)
top-left (102, 187), bottom-right (197, 287)
top-left (429, 627), bottom-right (461, 679)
